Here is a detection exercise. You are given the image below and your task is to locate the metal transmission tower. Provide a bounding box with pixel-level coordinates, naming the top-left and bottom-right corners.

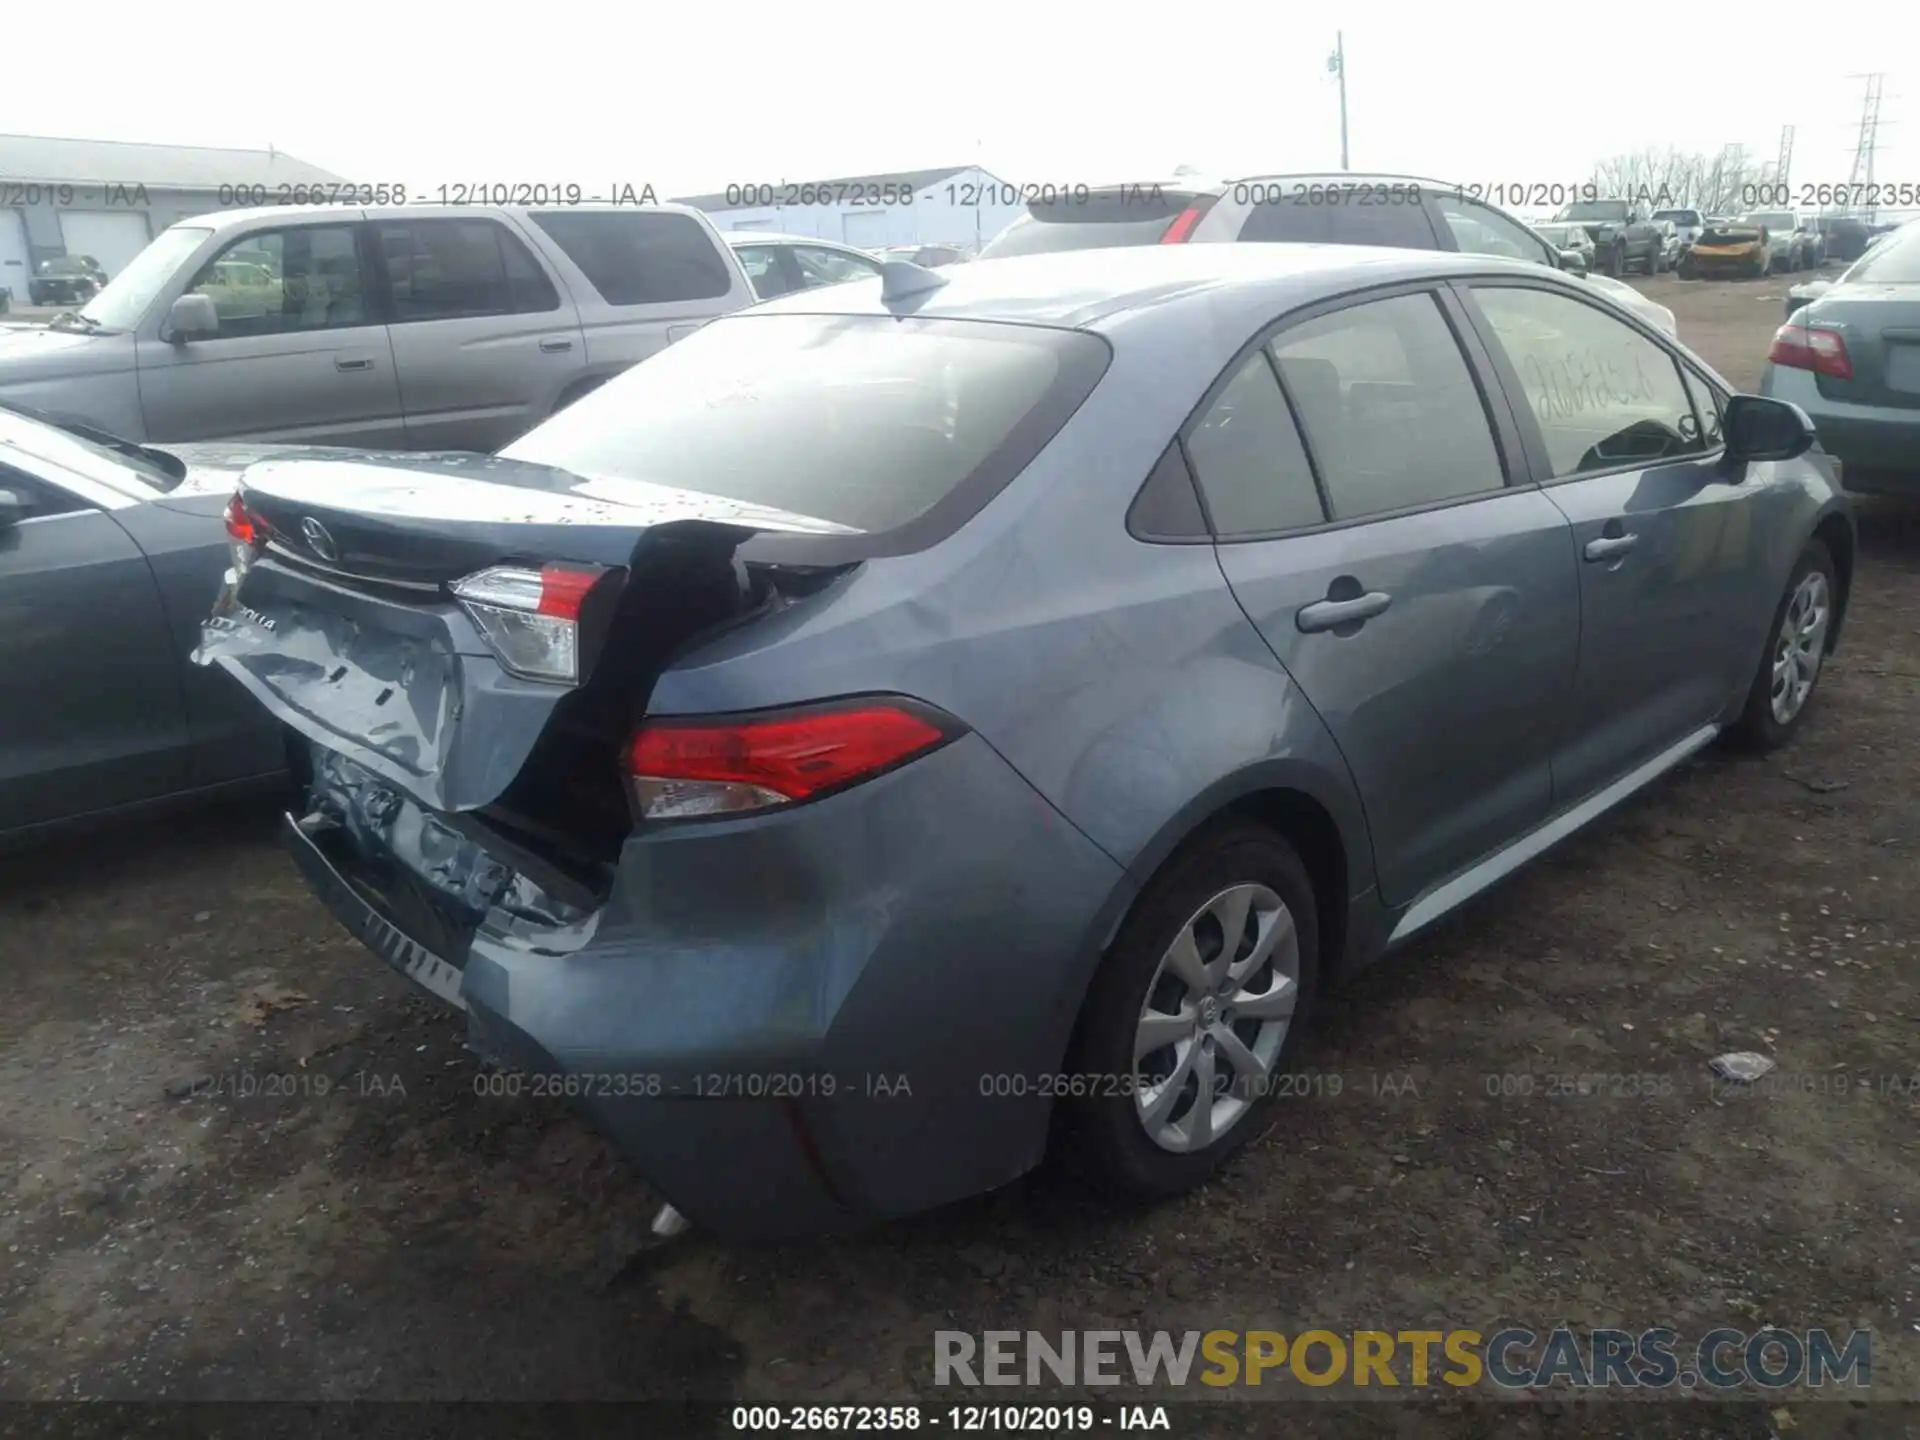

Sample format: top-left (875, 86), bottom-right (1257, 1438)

top-left (1774, 125), bottom-right (1795, 193)
top-left (1846, 74), bottom-right (1885, 220)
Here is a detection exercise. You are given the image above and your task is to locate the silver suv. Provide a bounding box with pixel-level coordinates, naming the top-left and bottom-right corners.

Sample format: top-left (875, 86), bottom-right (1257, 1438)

top-left (0, 203), bottom-right (757, 451)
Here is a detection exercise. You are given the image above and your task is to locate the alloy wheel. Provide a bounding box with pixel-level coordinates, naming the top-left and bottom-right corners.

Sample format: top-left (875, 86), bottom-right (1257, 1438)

top-left (1770, 569), bottom-right (1831, 725)
top-left (1133, 883), bottom-right (1300, 1154)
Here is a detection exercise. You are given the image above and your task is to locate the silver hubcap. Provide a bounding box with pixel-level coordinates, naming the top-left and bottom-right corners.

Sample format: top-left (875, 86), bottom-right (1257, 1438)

top-left (1770, 570), bottom-right (1830, 725)
top-left (1133, 883), bottom-right (1300, 1154)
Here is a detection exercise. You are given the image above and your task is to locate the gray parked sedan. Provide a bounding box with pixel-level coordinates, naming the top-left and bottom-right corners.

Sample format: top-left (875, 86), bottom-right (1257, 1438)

top-left (197, 244), bottom-right (1853, 1240)
top-left (0, 403), bottom-right (302, 840)
top-left (1761, 219), bottom-right (1920, 496)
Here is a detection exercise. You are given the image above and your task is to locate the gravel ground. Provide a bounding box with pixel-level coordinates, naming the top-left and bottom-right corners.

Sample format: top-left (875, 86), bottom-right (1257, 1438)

top-left (1, 269), bottom-right (1917, 1437)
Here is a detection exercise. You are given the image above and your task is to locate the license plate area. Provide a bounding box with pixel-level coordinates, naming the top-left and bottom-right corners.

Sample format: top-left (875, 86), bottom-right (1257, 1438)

top-left (1885, 342), bottom-right (1920, 397)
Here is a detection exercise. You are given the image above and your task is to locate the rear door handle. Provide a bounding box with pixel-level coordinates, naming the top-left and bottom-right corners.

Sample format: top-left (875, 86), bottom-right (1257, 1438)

top-left (539, 337), bottom-right (573, 353)
top-left (1297, 591), bottom-right (1392, 633)
top-left (1584, 533), bottom-right (1638, 562)
top-left (333, 356), bottom-right (374, 372)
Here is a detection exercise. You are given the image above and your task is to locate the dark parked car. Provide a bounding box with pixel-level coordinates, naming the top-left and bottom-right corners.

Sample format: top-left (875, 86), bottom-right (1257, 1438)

top-left (1548, 198), bottom-right (1665, 276)
top-left (1817, 216), bottom-right (1875, 264)
top-left (1762, 220), bottom-right (1920, 496)
top-left (0, 403), bottom-right (300, 841)
top-left (27, 255), bottom-right (107, 306)
top-left (199, 245), bottom-right (1854, 1240)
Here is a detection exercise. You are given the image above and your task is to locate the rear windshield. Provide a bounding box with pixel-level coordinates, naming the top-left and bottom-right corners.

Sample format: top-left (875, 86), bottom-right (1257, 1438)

top-left (978, 192), bottom-right (1201, 259)
top-left (1847, 225), bottom-right (1920, 283)
top-left (500, 313), bottom-right (1110, 535)
top-left (1653, 209), bottom-right (1701, 226)
top-left (1746, 213), bottom-right (1795, 231)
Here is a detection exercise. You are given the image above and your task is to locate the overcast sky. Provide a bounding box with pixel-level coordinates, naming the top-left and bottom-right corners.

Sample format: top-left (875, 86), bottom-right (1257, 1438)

top-left (6, 2), bottom-right (1912, 206)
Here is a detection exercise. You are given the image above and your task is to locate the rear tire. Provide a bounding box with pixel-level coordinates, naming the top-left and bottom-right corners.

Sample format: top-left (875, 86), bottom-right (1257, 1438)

top-left (1726, 540), bottom-right (1837, 753)
top-left (1058, 822), bottom-right (1320, 1201)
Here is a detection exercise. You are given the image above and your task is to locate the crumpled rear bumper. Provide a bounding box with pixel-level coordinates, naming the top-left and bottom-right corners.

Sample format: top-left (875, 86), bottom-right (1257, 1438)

top-left (285, 731), bottom-right (1133, 1240)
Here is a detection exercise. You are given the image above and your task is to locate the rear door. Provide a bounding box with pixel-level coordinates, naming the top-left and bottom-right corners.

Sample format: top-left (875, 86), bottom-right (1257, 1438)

top-left (0, 458), bottom-right (189, 830)
top-left (374, 215), bottom-right (586, 451)
top-left (134, 220), bottom-right (407, 447)
top-left (1457, 280), bottom-right (1760, 803)
top-left (1194, 286), bottom-right (1580, 905)
top-left (520, 210), bottom-right (753, 375)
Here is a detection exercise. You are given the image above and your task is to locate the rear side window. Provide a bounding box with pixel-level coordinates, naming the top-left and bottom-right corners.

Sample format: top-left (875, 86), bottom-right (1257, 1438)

top-left (1471, 285), bottom-right (1703, 477)
top-left (1848, 224), bottom-right (1920, 282)
top-left (0, 464), bottom-right (91, 520)
top-left (1271, 293), bottom-right (1504, 520)
top-left (501, 313), bottom-right (1109, 535)
top-left (528, 211), bottom-right (734, 305)
top-left (377, 219), bottom-right (559, 321)
top-left (1184, 351), bottom-right (1324, 535)
top-left (1236, 196), bottom-right (1437, 249)
top-left (979, 192), bottom-right (1202, 259)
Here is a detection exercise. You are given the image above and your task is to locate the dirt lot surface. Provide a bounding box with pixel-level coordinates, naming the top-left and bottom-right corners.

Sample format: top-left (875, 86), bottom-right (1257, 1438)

top-left (3, 270), bottom-right (1918, 1437)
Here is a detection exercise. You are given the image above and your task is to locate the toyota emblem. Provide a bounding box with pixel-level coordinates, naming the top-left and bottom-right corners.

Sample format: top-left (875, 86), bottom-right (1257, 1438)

top-left (300, 517), bottom-right (338, 563)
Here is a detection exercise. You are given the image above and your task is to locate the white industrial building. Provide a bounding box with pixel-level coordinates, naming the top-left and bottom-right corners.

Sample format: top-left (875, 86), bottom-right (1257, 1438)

top-left (0, 134), bottom-right (343, 301)
top-left (672, 166), bottom-right (1026, 254)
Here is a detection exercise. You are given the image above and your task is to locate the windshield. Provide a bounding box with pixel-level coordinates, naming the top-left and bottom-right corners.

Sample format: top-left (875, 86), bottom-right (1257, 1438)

top-left (78, 226), bottom-right (213, 331)
top-left (502, 312), bottom-right (1109, 534)
top-left (1653, 209), bottom-right (1701, 226)
top-left (1845, 224), bottom-right (1920, 283)
top-left (1746, 213), bottom-right (1795, 231)
top-left (1556, 201), bottom-right (1630, 222)
top-left (0, 403), bottom-right (184, 494)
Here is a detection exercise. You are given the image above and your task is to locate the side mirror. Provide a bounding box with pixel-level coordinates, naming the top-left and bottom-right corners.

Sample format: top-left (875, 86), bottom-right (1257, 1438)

top-left (1557, 248), bottom-right (1589, 276)
top-left (164, 293), bottom-right (219, 343)
top-left (1724, 394), bottom-right (1816, 464)
top-left (0, 488), bottom-right (25, 529)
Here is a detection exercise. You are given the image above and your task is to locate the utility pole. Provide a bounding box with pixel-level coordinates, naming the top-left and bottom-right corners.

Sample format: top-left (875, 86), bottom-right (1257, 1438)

top-left (1328, 34), bottom-right (1348, 171)
top-left (1845, 74), bottom-right (1885, 222)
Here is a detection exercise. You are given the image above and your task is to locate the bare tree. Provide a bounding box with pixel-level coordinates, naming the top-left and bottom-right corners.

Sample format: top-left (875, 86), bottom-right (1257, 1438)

top-left (1588, 146), bottom-right (1769, 215)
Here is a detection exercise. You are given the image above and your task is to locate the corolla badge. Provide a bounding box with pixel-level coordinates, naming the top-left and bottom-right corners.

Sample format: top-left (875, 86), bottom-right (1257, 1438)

top-left (300, 517), bottom-right (338, 563)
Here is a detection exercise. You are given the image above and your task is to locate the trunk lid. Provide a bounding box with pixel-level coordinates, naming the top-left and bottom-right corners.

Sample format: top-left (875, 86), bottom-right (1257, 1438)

top-left (194, 452), bottom-right (860, 819)
top-left (1799, 288), bottom-right (1920, 410)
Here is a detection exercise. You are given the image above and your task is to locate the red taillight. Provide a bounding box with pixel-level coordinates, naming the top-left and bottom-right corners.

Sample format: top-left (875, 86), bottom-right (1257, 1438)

top-left (626, 700), bottom-right (956, 819)
top-left (1768, 323), bottom-right (1853, 380)
top-left (223, 491), bottom-right (261, 546)
top-left (534, 564), bottom-right (598, 620)
top-left (1160, 207), bottom-right (1205, 244)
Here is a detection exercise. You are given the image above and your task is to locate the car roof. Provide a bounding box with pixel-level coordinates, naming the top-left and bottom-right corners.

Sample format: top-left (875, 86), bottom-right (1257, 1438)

top-left (724, 231), bottom-right (868, 249)
top-left (740, 242), bottom-right (1571, 332)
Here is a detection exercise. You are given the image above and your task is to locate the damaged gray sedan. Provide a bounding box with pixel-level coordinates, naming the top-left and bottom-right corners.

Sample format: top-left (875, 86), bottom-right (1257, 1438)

top-left (198, 246), bottom-right (1853, 1239)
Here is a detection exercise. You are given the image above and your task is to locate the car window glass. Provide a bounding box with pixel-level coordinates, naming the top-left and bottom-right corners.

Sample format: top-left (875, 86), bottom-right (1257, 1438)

top-left (184, 226), bottom-right (366, 336)
top-left (1184, 351), bottom-right (1325, 536)
top-left (1237, 195), bottom-right (1435, 248)
top-left (377, 219), bottom-right (559, 321)
top-left (1271, 293), bottom-right (1504, 520)
top-left (0, 464), bottom-right (92, 520)
top-left (1472, 285), bottom-right (1704, 477)
top-left (528, 211), bottom-right (734, 305)
top-left (1681, 369), bottom-right (1725, 449)
top-left (732, 245), bottom-right (787, 300)
top-left (1434, 196), bottom-right (1549, 264)
top-left (793, 247), bottom-right (881, 288)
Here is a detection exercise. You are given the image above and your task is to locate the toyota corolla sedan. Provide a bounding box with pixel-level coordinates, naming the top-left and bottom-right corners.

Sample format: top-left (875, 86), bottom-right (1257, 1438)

top-left (197, 245), bottom-right (1854, 1240)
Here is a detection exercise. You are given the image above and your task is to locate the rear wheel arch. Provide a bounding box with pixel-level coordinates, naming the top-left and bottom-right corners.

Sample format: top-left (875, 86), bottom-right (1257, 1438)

top-left (552, 372), bottom-right (612, 414)
top-left (1812, 512), bottom-right (1854, 652)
